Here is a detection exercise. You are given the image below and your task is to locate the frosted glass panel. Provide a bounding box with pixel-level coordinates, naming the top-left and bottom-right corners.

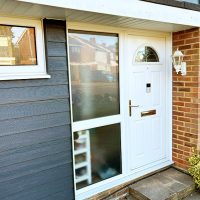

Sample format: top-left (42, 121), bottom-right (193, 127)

top-left (73, 124), bottom-right (121, 189)
top-left (69, 31), bottom-right (119, 121)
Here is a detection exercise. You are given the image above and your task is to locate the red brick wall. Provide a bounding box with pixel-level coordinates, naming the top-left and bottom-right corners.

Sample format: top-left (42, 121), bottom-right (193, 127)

top-left (172, 28), bottom-right (200, 170)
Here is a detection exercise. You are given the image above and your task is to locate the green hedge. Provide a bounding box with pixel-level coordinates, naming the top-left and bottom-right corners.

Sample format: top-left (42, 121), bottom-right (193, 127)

top-left (188, 149), bottom-right (200, 189)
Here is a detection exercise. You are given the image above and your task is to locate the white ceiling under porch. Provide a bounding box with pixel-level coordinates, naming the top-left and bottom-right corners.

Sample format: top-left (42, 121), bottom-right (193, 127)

top-left (0, 0), bottom-right (197, 32)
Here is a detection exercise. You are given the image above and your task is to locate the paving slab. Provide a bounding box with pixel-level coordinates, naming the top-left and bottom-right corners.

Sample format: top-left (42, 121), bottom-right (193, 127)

top-left (125, 195), bottom-right (139, 200)
top-left (161, 168), bottom-right (194, 186)
top-left (129, 168), bottom-right (195, 200)
top-left (184, 191), bottom-right (200, 200)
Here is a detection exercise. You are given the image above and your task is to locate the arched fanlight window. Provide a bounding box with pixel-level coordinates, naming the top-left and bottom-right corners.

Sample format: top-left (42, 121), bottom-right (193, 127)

top-left (135, 46), bottom-right (159, 62)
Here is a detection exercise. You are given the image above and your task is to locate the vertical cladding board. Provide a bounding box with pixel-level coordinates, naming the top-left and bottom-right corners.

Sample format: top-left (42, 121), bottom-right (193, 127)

top-left (43, 19), bottom-right (74, 199)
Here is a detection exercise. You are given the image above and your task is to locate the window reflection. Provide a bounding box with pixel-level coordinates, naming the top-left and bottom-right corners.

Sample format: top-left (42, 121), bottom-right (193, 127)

top-left (69, 31), bottom-right (120, 121)
top-left (0, 25), bottom-right (37, 65)
top-left (74, 124), bottom-right (121, 189)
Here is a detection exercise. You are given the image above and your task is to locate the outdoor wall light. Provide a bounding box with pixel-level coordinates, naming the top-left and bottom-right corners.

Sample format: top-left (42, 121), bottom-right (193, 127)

top-left (172, 49), bottom-right (187, 76)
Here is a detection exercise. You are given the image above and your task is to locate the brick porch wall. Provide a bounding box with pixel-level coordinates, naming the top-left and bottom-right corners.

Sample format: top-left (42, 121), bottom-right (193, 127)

top-left (172, 28), bottom-right (200, 170)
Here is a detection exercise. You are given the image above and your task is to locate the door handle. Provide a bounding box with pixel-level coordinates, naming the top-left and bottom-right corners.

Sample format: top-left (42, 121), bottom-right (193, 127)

top-left (129, 100), bottom-right (139, 116)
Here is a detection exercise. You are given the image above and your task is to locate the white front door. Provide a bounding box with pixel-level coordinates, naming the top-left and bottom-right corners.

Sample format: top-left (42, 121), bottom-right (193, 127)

top-left (127, 35), bottom-right (167, 170)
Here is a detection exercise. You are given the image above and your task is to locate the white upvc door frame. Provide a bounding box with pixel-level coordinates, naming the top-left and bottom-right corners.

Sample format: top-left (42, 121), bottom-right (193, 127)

top-left (66, 22), bottom-right (173, 200)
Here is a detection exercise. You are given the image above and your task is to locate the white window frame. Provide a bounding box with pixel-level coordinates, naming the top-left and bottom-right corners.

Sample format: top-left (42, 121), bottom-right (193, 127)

top-left (67, 24), bottom-right (125, 195)
top-left (0, 17), bottom-right (50, 80)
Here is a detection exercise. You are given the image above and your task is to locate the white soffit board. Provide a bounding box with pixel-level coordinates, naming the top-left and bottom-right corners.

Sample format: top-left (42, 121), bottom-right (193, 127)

top-left (17, 0), bottom-right (200, 27)
top-left (0, 0), bottom-right (194, 32)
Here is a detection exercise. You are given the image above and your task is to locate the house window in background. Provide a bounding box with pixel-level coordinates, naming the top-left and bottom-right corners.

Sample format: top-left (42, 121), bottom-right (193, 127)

top-left (0, 25), bottom-right (37, 66)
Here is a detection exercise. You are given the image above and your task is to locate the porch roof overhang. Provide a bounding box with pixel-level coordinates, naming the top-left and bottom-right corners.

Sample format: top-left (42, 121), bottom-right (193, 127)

top-left (1, 0), bottom-right (200, 32)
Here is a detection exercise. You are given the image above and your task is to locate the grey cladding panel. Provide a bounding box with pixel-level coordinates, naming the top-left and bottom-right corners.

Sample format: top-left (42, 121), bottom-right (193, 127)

top-left (0, 125), bottom-right (71, 152)
top-left (3, 180), bottom-right (74, 200)
top-left (0, 19), bottom-right (74, 200)
top-left (0, 150), bottom-right (72, 183)
top-left (43, 190), bottom-right (74, 200)
top-left (0, 85), bottom-right (69, 105)
top-left (0, 137), bottom-right (72, 168)
top-left (0, 99), bottom-right (69, 121)
top-left (0, 164), bottom-right (73, 199)
top-left (0, 70), bottom-right (68, 89)
top-left (48, 57), bottom-right (68, 71)
top-left (46, 26), bottom-right (66, 42)
top-left (47, 42), bottom-right (67, 57)
top-left (0, 112), bottom-right (71, 137)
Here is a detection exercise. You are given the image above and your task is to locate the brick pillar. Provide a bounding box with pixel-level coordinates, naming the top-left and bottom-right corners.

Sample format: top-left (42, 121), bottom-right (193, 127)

top-left (172, 28), bottom-right (200, 170)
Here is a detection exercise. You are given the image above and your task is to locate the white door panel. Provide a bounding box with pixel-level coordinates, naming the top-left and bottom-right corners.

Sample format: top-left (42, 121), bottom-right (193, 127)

top-left (127, 35), bottom-right (166, 171)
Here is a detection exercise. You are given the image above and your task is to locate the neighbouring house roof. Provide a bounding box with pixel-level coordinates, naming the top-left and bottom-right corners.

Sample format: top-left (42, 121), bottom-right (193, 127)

top-left (69, 35), bottom-right (114, 53)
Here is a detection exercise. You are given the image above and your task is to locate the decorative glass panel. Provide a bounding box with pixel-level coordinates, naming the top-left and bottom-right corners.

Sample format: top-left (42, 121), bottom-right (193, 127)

top-left (135, 46), bottom-right (159, 62)
top-left (0, 25), bottom-right (37, 65)
top-left (69, 31), bottom-right (120, 122)
top-left (73, 124), bottom-right (121, 189)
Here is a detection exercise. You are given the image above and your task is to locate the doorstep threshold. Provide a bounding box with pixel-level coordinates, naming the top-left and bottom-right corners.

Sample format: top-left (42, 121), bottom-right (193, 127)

top-left (129, 168), bottom-right (195, 200)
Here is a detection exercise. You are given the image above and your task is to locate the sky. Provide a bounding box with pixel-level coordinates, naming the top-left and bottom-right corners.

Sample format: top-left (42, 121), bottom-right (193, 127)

top-left (11, 27), bottom-right (26, 44)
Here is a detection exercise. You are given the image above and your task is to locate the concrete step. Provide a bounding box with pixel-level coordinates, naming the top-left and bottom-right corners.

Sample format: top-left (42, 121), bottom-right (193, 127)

top-left (184, 191), bottom-right (200, 200)
top-left (124, 195), bottom-right (139, 200)
top-left (129, 168), bottom-right (195, 200)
